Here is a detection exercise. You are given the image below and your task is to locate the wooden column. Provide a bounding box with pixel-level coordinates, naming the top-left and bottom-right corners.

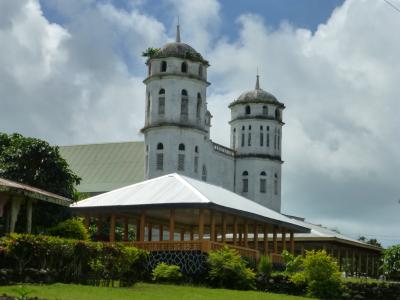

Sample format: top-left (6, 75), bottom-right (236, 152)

top-left (301, 244), bottom-right (305, 257)
top-left (190, 226), bottom-right (194, 240)
top-left (263, 224), bottom-right (269, 255)
top-left (244, 220), bottom-right (248, 248)
top-left (282, 228), bottom-right (287, 252)
top-left (97, 215), bottom-right (103, 240)
top-left (338, 249), bottom-right (342, 271)
top-left (371, 256), bottom-right (375, 277)
top-left (273, 227), bottom-right (278, 254)
top-left (352, 251), bottom-right (356, 274)
top-left (26, 199), bottom-right (33, 234)
top-left (198, 208), bottom-right (205, 240)
top-left (159, 224), bottom-right (164, 241)
top-left (238, 226), bottom-right (243, 246)
top-left (358, 253), bottom-right (362, 274)
top-left (148, 223), bottom-right (153, 241)
top-left (254, 223), bottom-right (258, 250)
top-left (109, 214), bottom-right (116, 242)
top-left (84, 215), bottom-right (90, 230)
top-left (233, 217), bottom-right (238, 246)
top-left (169, 209), bottom-right (175, 241)
top-left (180, 229), bottom-right (185, 241)
top-left (366, 254), bottom-right (369, 276)
top-left (290, 231), bottom-right (295, 255)
top-left (221, 213), bottom-right (226, 243)
top-left (123, 217), bottom-right (129, 242)
top-left (210, 210), bottom-right (216, 242)
top-left (139, 210), bottom-right (146, 242)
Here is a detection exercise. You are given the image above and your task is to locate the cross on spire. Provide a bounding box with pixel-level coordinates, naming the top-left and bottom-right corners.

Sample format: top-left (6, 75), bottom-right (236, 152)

top-left (176, 17), bottom-right (181, 43)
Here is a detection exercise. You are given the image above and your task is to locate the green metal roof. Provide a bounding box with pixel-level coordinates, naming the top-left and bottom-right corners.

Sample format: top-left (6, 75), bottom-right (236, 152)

top-left (59, 141), bottom-right (145, 194)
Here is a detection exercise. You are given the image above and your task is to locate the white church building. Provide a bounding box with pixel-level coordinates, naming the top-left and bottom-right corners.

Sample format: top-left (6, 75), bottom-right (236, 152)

top-left (61, 26), bottom-right (285, 212)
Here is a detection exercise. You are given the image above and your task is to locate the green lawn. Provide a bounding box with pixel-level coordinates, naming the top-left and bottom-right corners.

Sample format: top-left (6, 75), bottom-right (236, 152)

top-left (0, 283), bottom-right (311, 300)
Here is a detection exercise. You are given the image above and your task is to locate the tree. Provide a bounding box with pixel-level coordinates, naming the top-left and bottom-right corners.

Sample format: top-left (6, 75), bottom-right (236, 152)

top-left (358, 236), bottom-right (382, 248)
top-left (0, 133), bottom-right (81, 231)
top-left (382, 244), bottom-right (400, 279)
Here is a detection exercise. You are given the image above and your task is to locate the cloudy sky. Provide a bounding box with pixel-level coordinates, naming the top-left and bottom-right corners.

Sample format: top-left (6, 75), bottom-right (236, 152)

top-left (1, 0), bottom-right (399, 246)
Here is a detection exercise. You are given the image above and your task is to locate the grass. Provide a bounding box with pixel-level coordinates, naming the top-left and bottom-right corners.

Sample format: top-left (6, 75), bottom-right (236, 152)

top-left (0, 283), bottom-right (311, 300)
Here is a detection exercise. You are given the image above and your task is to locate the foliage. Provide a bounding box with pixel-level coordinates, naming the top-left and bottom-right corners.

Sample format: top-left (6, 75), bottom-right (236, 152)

top-left (358, 236), bottom-right (382, 248)
top-left (342, 281), bottom-right (400, 300)
top-left (207, 246), bottom-right (256, 290)
top-left (47, 218), bottom-right (89, 240)
top-left (0, 133), bottom-right (81, 231)
top-left (282, 250), bottom-right (303, 275)
top-left (0, 234), bottom-right (148, 287)
top-left (257, 255), bottom-right (273, 277)
top-left (142, 47), bottom-right (161, 57)
top-left (291, 250), bottom-right (343, 299)
top-left (382, 244), bottom-right (400, 279)
top-left (152, 263), bottom-right (182, 283)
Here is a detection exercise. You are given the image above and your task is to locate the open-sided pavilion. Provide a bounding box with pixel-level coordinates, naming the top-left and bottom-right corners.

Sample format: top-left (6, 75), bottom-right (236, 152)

top-left (71, 173), bottom-right (310, 262)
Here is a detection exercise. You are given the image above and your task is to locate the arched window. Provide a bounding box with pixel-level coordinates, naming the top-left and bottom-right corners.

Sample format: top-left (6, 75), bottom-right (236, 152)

top-left (198, 65), bottom-right (203, 77)
top-left (274, 173), bottom-right (278, 195)
top-left (156, 143), bottom-right (164, 170)
top-left (277, 129), bottom-right (281, 150)
top-left (245, 105), bottom-right (251, 115)
top-left (260, 171), bottom-right (266, 193)
top-left (266, 126), bottom-right (270, 147)
top-left (181, 62), bottom-right (188, 73)
top-left (195, 146), bottom-right (199, 153)
top-left (177, 143), bottom-right (185, 171)
top-left (194, 145), bottom-right (199, 173)
top-left (232, 128), bottom-right (236, 149)
top-left (158, 89), bottom-right (165, 115)
top-left (202, 165), bottom-right (207, 181)
top-left (146, 92), bottom-right (151, 124)
top-left (242, 171), bottom-right (248, 193)
top-left (275, 108), bottom-right (280, 120)
top-left (274, 128), bottom-right (277, 150)
top-left (196, 93), bottom-right (202, 121)
top-left (242, 126), bottom-right (245, 130)
top-left (161, 61), bottom-right (167, 72)
top-left (263, 106), bottom-right (268, 115)
top-left (180, 90), bottom-right (188, 121)
top-left (241, 126), bottom-right (245, 147)
top-left (248, 132), bottom-right (251, 146)
top-left (260, 127), bottom-right (264, 146)
top-left (148, 63), bottom-right (151, 76)
top-left (248, 125), bottom-right (251, 130)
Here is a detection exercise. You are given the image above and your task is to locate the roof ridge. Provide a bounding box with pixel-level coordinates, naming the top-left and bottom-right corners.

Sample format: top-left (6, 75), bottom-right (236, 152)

top-left (59, 140), bottom-right (144, 147)
top-left (173, 174), bottom-right (210, 203)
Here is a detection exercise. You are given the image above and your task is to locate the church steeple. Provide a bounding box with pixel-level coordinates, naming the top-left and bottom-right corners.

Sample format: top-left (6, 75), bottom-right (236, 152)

top-left (176, 18), bottom-right (181, 43)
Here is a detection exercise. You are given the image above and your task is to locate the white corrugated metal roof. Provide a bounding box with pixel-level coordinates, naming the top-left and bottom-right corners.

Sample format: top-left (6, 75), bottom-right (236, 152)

top-left (71, 173), bottom-right (310, 233)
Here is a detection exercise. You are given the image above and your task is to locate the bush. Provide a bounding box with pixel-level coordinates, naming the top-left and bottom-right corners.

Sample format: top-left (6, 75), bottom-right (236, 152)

top-left (152, 263), bottom-right (182, 283)
top-left (292, 250), bottom-right (343, 299)
top-left (47, 218), bottom-right (89, 240)
top-left (342, 281), bottom-right (400, 300)
top-left (0, 234), bottom-right (148, 286)
top-left (382, 244), bottom-right (400, 280)
top-left (207, 246), bottom-right (256, 290)
top-left (282, 250), bottom-right (303, 275)
top-left (257, 255), bottom-right (273, 277)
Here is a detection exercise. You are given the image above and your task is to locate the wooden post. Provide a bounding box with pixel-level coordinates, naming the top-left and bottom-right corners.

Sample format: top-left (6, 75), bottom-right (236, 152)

top-left (148, 223), bottom-right (153, 241)
top-left (221, 213), bottom-right (226, 243)
top-left (254, 223), bottom-right (258, 250)
top-left (338, 249), bottom-right (342, 271)
top-left (244, 220), bottom-right (248, 248)
top-left (263, 224), bottom-right (269, 255)
top-left (282, 228), bottom-right (286, 252)
top-left (159, 224), bottom-right (163, 241)
top-left (301, 244), bottom-right (305, 257)
top-left (180, 229), bottom-right (185, 241)
top-left (26, 199), bottom-right (32, 234)
top-left (123, 217), bottom-right (129, 242)
top-left (371, 256), bottom-right (375, 277)
top-left (140, 210), bottom-right (146, 242)
top-left (290, 231), bottom-right (295, 255)
top-left (210, 210), bottom-right (216, 242)
top-left (109, 214), bottom-right (116, 242)
top-left (198, 208), bottom-right (205, 240)
top-left (352, 251), bottom-right (355, 274)
top-left (189, 226), bottom-right (194, 240)
top-left (169, 209), bottom-right (175, 241)
top-left (366, 254), bottom-right (369, 276)
top-left (239, 226), bottom-right (243, 246)
top-left (97, 215), bottom-right (103, 240)
top-left (273, 227), bottom-right (278, 254)
top-left (233, 217), bottom-right (238, 246)
top-left (84, 215), bottom-right (90, 230)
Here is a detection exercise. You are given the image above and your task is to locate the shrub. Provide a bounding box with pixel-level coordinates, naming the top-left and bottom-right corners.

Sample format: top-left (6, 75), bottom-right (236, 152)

top-left (152, 263), bottom-right (182, 283)
top-left (292, 250), bottom-right (343, 299)
top-left (382, 244), bottom-right (400, 280)
top-left (0, 234), bottom-right (148, 286)
top-left (257, 255), bottom-right (273, 277)
top-left (282, 250), bottom-right (303, 275)
top-left (47, 218), bottom-right (89, 240)
top-left (207, 246), bottom-right (256, 290)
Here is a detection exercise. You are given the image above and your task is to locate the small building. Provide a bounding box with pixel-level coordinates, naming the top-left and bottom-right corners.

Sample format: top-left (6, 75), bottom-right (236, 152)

top-left (71, 173), bottom-right (310, 272)
top-left (0, 177), bottom-right (72, 234)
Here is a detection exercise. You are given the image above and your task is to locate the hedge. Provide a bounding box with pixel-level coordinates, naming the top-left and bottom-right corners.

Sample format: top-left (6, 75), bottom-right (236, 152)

top-left (342, 281), bottom-right (400, 300)
top-left (0, 234), bottom-right (148, 287)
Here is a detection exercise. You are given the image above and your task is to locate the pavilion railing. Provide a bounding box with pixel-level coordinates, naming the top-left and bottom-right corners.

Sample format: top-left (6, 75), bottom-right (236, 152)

top-left (126, 240), bottom-right (284, 262)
